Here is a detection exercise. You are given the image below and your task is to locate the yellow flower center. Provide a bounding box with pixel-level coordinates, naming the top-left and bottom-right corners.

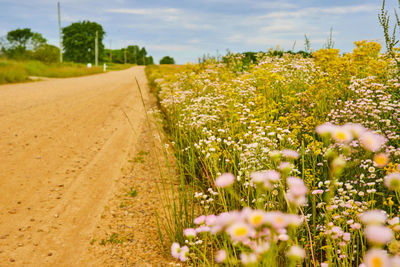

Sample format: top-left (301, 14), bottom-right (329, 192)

top-left (371, 256), bottom-right (383, 267)
top-left (390, 179), bottom-right (400, 189)
top-left (374, 154), bottom-right (388, 167)
top-left (275, 216), bottom-right (284, 224)
top-left (335, 131), bottom-right (347, 141)
top-left (234, 226), bottom-right (248, 237)
top-left (251, 214), bottom-right (263, 225)
top-left (365, 137), bottom-right (373, 146)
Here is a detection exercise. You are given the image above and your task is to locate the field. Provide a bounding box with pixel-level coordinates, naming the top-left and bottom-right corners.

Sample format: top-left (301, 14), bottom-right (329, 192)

top-left (146, 41), bottom-right (400, 266)
top-left (0, 59), bottom-right (133, 84)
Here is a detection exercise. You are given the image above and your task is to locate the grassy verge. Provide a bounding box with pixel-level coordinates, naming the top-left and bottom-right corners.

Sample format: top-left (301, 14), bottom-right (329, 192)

top-left (24, 61), bottom-right (103, 78)
top-left (0, 59), bottom-right (135, 85)
top-left (0, 59), bottom-right (29, 84)
top-left (106, 63), bottom-right (135, 71)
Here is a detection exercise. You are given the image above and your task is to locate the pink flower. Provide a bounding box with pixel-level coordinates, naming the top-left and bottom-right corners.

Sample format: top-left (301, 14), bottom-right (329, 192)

top-left (171, 242), bottom-right (181, 259)
top-left (287, 177), bottom-right (307, 197)
top-left (282, 149), bottom-right (300, 159)
top-left (359, 131), bottom-right (387, 152)
top-left (286, 177), bottom-right (307, 206)
top-left (264, 170), bottom-right (281, 183)
top-left (194, 215), bottom-right (206, 225)
top-left (388, 217), bottom-right (400, 226)
top-left (250, 170), bottom-right (280, 189)
top-left (344, 123), bottom-right (366, 138)
top-left (245, 209), bottom-right (267, 227)
top-left (215, 173), bottom-right (235, 188)
top-left (384, 173), bottom-right (400, 191)
top-left (360, 210), bottom-right (387, 225)
top-left (316, 122), bottom-right (336, 136)
top-left (286, 214), bottom-right (303, 227)
top-left (364, 249), bottom-right (390, 267)
top-left (240, 253), bottom-right (258, 265)
top-left (373, 153), bottom-right (390, 168)
top-left (183, 228), bottom-right (197, 239)
top-left (226, 222), bottom-right (254, 242)
top-left (365, 225), bottom-right (393, 245)
top-left (179, 245), bottom-right (189, 262)
top-left (332, 126), bottom-right (353, 143)
top-left (343, 232), bottom-right (351, 242)
top-left (287, 245), bottom-right (306, 259)
top-left (195, 225), bottom-right (210, 233)
top-left (312, 189), bottom-right (324, 195)
top-left (215, 249), bottom-right (227, 263)
top-left (265, 211), bottom-right (288, 230)
top-left (391, 256), bottom-right (400, 267)
top-left (205, 214), bottom-right (217, 225)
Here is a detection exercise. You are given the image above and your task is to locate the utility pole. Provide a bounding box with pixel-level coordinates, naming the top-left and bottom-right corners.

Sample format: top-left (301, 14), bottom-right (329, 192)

top-left (109, 40), bottom-right (112, 62)
top-left (95, 30), bottom-right (98, 66)
top-left (124, 48), bottom-right (127, 64)
top-left (58, 1), bottom-right (63, 63)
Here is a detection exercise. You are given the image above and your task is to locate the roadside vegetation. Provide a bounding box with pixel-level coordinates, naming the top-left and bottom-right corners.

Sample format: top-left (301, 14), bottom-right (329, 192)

top-left (0, 59), bottom-right (104, 84)
top-left (147, 37), bottom-right (400, 266)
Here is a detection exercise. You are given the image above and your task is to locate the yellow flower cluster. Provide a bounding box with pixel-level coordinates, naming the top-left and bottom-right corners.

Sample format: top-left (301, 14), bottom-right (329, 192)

top-left (146, 41), bottom-right (400, 266)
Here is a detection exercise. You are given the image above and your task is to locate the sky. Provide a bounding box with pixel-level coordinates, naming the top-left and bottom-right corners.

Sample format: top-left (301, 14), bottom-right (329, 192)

top-left (0, 0), bottom-right (398, 64)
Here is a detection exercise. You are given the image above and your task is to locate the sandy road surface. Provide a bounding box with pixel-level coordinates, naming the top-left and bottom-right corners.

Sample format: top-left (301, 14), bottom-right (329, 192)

top-left (0, 67), bottom-right (168, 266)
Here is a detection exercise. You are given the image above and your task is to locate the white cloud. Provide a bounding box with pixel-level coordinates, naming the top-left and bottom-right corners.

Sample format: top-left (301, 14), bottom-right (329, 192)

top-left (260, 23), bottom-right (299, 34)
top-left (106, 8), bottom-right (179, 15)
top-left (182, 23), bottom-right (215, 30)
top-left (105, 8), bottom-right (183, 23)
top-left (263, 4), bottom-right (378, 19)
top-left (200, 0), bottom-right (297, 9)
top-left (188, 38), bottom-right (201, 44)
top-left (226, 33), bottom-right (245, 43)
top-left (147, 44), bottom-right (200, 52)
top-left (251, 2), bottom-right (297, 9)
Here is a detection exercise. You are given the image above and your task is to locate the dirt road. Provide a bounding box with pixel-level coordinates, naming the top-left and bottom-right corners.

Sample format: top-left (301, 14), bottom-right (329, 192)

top-left (0, 67), bottom-right (169, 266)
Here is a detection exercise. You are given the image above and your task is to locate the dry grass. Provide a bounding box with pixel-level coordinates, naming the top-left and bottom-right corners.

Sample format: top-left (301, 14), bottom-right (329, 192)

top-left (0, 58), bottom-right (133, 85)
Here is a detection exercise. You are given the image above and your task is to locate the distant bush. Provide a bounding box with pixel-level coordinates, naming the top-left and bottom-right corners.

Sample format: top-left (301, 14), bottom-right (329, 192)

top-left (0, 60), bottom-right (29, 84)
top-left (32, 44), bottom-right (59, 63)
top-left (159, 56), bottom-right (175, 64)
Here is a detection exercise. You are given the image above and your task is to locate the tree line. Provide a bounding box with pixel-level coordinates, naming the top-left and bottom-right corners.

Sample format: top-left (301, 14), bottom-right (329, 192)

top-left (0, 20), bottom-right (174, 65)
top-left (105, 46), bottom-right (153, 65)
top-left (0, 28), bottom-right (60, 63)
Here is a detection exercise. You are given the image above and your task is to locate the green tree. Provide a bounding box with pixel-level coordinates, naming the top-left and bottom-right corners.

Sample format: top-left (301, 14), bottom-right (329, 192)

top-left (30, 32), bottom-right (47, 50)
top-left (62, 21), bottom-right (105, 63)
top-left (160, 56), bottom-right (175, 64)
top-left (145, 56), bottom-right (154, 65)
top-left (137, 47), bottom-right (147, 65)
top-left (3, 28), bottom-right (46, 59)
top-left (7, 28), bottom-right (34, 50)
top-left (127, 45), bottom-right (139, 64)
